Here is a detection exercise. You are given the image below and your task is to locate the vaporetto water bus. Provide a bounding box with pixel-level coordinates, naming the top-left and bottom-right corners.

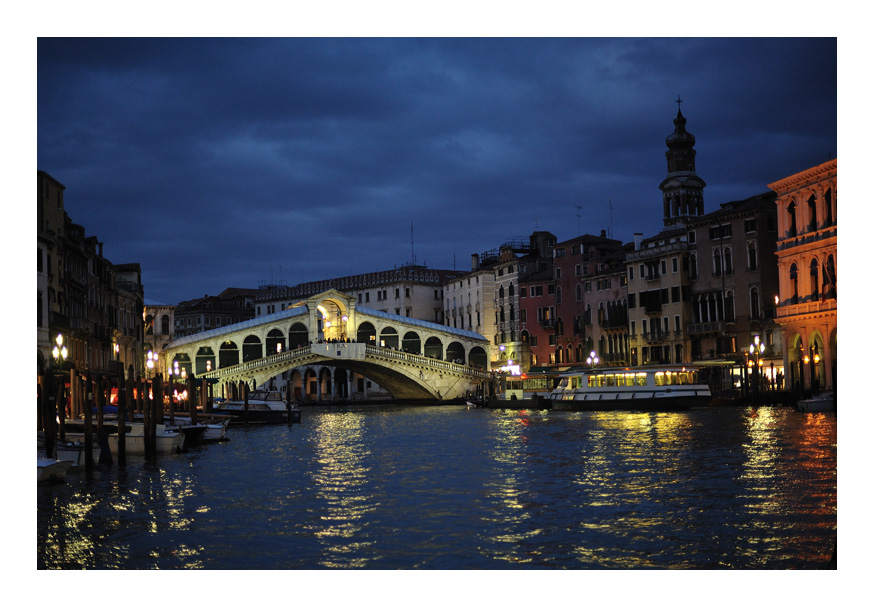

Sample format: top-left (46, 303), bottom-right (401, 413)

top-left (548, 365), bottom-right (713, 411)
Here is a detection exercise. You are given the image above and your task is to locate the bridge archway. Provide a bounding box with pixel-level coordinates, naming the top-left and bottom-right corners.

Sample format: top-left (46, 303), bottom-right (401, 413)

top-left (424, 336), bottom-right (443, 360)
top-left (380, 326), bottom-right (399, 349)
top-left (358, 322), bottom-right (377, 345)
top-left (469, 346), bottom-right (488, 369)
top-left (446, 341), bottom-right (465, 364)
top-left (402, 331), bottom-right (421, 354)
top-left (266, 329), bottom-right (285, 354)
top-left (243, 335), bottom-right (262, 362)
top-left (289, 322), bottom-right (308, 349)
top-left (196, 347), bottom-right (214, 375)
top-left (219, 341), bottom-right (239, 368)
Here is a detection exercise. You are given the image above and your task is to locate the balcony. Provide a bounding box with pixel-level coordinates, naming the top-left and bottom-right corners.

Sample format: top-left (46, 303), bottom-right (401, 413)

top-left (688, 321), bottom-right (726, 336)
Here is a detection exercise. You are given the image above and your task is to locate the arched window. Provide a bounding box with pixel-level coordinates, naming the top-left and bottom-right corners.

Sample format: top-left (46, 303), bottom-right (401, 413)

top-left (498, 285), bottom-right (505, 300)
top-left (713, 248), bottom-right (722, 276)
top-left (787, 201), bottom-right (797, 237)
top-left (689, 253), bottom-right (698, 280)
top-left (750, 287), bottom-right (760, 320)
top-left (508, 283), bottom-right (515, 297)
top-left (807, 194), bottom-right (818, 232)
top-left (724, 290), bottom-right (735, 322)
top-left (556, 286), bottom-right (562, 304)
top-left (825, 188), bottom-right (834, 225)
top-left (748, 242), bottom-right (758, 271)
top-left (576, 283), bottom-right (582, 302)
top-left (790, 263), bottom-right (799, 305)
top-left (810, 259), bottom-right (820, 300)
top-left (723, 247), bottom-right (733, 275)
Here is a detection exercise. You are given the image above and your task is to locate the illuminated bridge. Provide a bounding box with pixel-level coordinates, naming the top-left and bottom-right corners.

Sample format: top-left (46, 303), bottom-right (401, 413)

top-left (160, 289), bottom-right (492, 402)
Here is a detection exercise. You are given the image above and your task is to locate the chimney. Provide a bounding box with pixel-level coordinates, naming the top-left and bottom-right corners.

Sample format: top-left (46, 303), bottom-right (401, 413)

top-left (471, 253), bottom-right (480, 271)
top-left (634, 233), bottom-right (643, 251)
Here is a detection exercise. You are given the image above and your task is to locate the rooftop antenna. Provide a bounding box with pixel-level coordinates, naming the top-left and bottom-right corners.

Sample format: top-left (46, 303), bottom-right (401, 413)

top-left (609, 199), bottom-right (613, 238)
top-left (576, 205), bottom-right (582, 235)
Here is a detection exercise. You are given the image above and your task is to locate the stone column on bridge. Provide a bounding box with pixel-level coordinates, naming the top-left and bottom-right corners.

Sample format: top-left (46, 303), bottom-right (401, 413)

top-left (348, 375), bottom-right (354, 402)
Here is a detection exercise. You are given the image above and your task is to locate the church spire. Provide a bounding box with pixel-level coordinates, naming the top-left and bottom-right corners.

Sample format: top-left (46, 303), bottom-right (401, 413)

top-left (659, 101), bottom-right (706, 228)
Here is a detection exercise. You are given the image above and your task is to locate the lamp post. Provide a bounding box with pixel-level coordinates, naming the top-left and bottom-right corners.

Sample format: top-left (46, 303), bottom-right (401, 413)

top-left (586, 350), bottom-right (599, 369)
top-left (749, 335), bottom-right (765, 405)
top-left (52, 333), bottom-right (68, 369)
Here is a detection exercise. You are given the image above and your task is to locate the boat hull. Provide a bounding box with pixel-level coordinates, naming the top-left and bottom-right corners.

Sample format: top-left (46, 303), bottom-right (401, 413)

top-left (551, 390), bottom-right (712, 412)
top-left (485, 396), bottom-right (551, 410)
top-left (38, 457), bottom-right (72, 483)
top-left (54, 441), bottom-right (102, 468)
top-left (212, 407), bottom-right (301, 424)
top-left (797, 393), bottom-right (835, 412)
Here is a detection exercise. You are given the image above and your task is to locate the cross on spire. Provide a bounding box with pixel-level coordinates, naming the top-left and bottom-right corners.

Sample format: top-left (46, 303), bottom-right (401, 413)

top-left (676, 95), bottom-right (683, 111)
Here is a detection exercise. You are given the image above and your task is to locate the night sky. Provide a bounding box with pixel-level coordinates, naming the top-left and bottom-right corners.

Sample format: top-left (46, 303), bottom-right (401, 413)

top-left (37, 37), bottom-right (837, 305)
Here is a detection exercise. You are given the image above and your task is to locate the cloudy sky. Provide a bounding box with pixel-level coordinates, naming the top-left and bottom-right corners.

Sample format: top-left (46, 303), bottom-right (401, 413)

top-left (37, 37), bottom-right (836, 305)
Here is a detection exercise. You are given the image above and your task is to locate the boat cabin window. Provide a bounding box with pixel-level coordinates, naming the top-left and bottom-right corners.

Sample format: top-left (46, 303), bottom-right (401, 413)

top-left (654, 371), bottom-right (699, 386)
top-left (587, 372), bottom-right (648, 388)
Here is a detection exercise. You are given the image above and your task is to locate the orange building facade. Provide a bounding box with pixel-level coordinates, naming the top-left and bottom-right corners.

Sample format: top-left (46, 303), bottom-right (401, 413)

top-left (769, 159), bottom-right (837, 393)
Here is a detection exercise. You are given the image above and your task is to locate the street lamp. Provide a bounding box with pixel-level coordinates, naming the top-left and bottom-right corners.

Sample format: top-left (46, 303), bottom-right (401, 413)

top-left (586, 350), bottom-right (599, 368)
top-left (146, 350), bottom-right (159, 378)
top-left (749, 335), bottom-right (765, 404)
top-left (52, 333), bottom-right (67, 368)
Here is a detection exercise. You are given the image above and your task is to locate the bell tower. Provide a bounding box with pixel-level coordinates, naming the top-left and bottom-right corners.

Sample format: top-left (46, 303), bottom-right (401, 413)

top-left (659, 98), bottom-right (706, 228)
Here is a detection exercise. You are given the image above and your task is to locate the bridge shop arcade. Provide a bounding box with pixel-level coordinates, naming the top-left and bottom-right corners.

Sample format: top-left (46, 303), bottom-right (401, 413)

top-left (160, 290), bottom-right (493, 403)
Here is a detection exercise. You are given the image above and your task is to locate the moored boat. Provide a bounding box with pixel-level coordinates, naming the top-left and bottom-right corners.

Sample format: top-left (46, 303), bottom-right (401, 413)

top-left (549, 365), bottom-right (712, 411)
top-left (54, 438), bottom-right (102, 469)
top-left (212, 390), bottom-right (301, 424)
top-left (64, 421), bottom-right (184, 454)
top-left (37, 453), bottom-right (72, 483)
top-left (797, 392), bottom-right (836, 413)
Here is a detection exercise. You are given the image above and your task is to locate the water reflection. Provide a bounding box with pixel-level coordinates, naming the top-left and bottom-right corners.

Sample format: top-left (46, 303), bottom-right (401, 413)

top-left (38, 405), bottom-right (836, 569)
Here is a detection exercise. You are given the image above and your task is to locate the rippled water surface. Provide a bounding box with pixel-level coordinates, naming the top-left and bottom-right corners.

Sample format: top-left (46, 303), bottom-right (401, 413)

top-left (37, 405), bottom-right (837, 569)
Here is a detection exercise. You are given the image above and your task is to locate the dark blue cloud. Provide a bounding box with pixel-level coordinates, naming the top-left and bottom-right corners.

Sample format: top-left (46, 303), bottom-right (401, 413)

top-left (37, 37), bottom-right (836, 304)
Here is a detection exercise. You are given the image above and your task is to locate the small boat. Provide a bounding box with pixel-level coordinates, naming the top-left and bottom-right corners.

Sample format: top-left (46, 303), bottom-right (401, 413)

top-left (797, 392), bottom-right (836, 412)
top-left (38, 432), bottom-right (102, 469)
top-left (212, 390), bottom-right (302, 424)
top-left (549, 365), bottom-right (712, 411)
top-left (165, 415), bottom-right (231, 442)
top-left (54, 438), bottom-right (102, 469)
top-left (37, 452), bottom-right (72, 483)
top-left (64, 421), bottom-right (184, 454)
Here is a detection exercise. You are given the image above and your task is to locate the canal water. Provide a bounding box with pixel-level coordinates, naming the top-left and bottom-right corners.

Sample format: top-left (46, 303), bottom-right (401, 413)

top-left (37, 404), bottom-right (836, 570)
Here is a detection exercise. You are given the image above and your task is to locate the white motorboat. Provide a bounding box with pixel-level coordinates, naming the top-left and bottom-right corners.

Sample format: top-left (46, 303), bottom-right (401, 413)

top-left (166, 415), bottom-right (231, 442)
top-left (798, 392), bottom-right (836, 412)
top-left (549, 365), bottom-right (712, 411)
top-left (213, 390), bottom-right (302, 424)
top-left (38, 452), bottom-right (72, 483)
top-left (54, 438), bottom-right (102, 469)
top-left (64, 421), bottom-right (183, 454)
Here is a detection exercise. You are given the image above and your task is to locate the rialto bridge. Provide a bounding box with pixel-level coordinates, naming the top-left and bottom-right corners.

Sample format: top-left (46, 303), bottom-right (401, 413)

top-left (160, 290), bottom-right (493, 402)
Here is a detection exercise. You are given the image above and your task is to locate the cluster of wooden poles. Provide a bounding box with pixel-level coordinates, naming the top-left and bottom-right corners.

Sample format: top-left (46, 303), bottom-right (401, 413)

top-left (37, 368), bottom-right (214, 469)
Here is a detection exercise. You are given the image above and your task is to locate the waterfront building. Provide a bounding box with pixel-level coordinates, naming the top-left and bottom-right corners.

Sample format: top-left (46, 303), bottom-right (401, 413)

top-left (552, 232), bottom-right (629, 367)
top-left (37, 171), bottom-right (66, 371)
top-left (626, 109), bottom-right (706, 366)
top-left (174, 288), bottom-right (261, 340)
top-left (493, 232), bottom-right (557, 372)
top-left (444, 254), bottom-right (498, 364)
top-left (770, 159), bottom-right (837, 393)
top-left (37, 170), bottom-right (145, 377)
top-left (144, 299), bottom-right (176, 377)
top-left (685, 192), bottom-right (784, 390)
top-left (518, 263), bottom-right (554, 368)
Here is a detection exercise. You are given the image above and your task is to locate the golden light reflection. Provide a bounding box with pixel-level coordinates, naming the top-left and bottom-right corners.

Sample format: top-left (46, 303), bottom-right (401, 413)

top-left (308, 413), bottom-right (379, 566)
